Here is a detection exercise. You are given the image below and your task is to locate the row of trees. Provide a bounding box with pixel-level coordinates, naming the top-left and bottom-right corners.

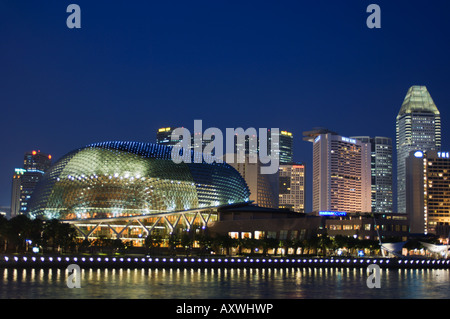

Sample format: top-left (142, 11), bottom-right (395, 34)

top-left (1, 215), bottom-right (406, 256)
top-left (176, 234), bottom-right (383, 257)
top-left (0, 215), bottom-right (78, 254)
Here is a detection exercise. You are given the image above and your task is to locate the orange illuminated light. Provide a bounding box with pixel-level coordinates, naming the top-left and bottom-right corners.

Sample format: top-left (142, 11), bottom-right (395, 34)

top-left (32, 151), bottom-right (37, 155)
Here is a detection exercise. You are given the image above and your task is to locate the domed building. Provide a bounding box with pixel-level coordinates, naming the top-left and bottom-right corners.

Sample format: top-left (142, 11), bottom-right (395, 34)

top-left (28, 141), bottom-right (250, 245)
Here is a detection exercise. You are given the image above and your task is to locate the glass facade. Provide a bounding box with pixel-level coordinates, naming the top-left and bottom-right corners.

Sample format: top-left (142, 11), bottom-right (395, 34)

top-left (28, 141), bottom-right (250, 220)
top-left (396, 86), bottom-right (441, 214)
top-left (10, 150), bottom-right (52, 218)
top-left (352, 136), bottom-right (393, 213)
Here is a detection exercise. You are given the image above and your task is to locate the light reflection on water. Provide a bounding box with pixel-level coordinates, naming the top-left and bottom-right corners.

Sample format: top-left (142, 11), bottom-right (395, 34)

top-left (1, 267), bottom-right (449, 299)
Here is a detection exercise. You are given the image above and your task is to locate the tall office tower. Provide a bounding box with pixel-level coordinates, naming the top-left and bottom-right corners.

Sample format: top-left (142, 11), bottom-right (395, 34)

top-left (10, 168), bottom-right (26, 219)
top-left (278, 163), bottom-right (305, 213)
top-left (271, 130), bottom-right (293, 164)
top-left (156, 127), bottom-right (181, 145)
top-left (352, 136), bottom-right (393, 213)
top-left (396, 86), bottom-right (441, 214)
top-left (306, 131), bottom-right (371, 213)
top-left (225, 154), bottom-right (279, 209)
top-left (406, 150), bottom-right (450, 235)
top-left (24, 150), bottom-right (52, 171)
top-left (156, 126), bottom-right (213, 152)
top-left (232, 129), bottom-right (291, 162)
top-left (10, 150), bottom-right (52, 218)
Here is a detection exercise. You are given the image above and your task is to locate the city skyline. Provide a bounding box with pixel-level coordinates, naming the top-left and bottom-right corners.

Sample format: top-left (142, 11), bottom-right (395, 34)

top-left (1, 1), bottom-right (450, 211)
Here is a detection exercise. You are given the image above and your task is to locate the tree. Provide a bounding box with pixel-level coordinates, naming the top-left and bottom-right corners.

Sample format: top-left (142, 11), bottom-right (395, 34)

top-left (278, 239), bottom-right (292, 256)
top-left (213, 235), bottom-right (235, 256)
top-left (318, 234), bottom-right (333, 256)
top-left (261, 236), bottom-right (278, 256)
top-left (0, 215), bottom-right (9, 252)
top-left (180, 233), bottom-right (193, 256)
top-left (5, 215), bottom-right (32, 252)
top-left (291, 239), bottom-right (304, 256)
top-left (144, 235), bottom-right (162, 255)
top-left (168, 235), bottom-right (180, 256)
top-left (42, 219), bottom-right (60, 253)
top-left (41, 219), bottom-right (78, 254)
top-left (196, 234), bottom-right (213, 256)
top-left (241, 238), bottom-right (258, 255)
top-left (305, 236), bottom-right (320, 256)
top-left (57, 222), bottom-right (78, 253)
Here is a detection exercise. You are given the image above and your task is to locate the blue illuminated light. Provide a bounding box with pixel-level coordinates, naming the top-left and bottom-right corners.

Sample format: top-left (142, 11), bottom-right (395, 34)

top-left (438, 152), bottom-right (450, 159)
top-left (341, 137), bottom-right (356, 144)
top-left (414, 151), bottom-right (424, 158)
top-left (319, 211), bottom-right (347, 217)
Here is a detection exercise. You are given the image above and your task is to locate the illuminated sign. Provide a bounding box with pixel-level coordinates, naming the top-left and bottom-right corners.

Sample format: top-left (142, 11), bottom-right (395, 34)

top-left (14, 168), bottom-right (26, 175)
top-left (414, 151), bottom-right (424, 158)
top-left (341, 137), bottom-right (356, 144)
top-left (438, 152), bottom-right (449, 159)
top-left (319, 211), bottom-right (347, 217)
top-left (314, 135), bottom-right (321, 143)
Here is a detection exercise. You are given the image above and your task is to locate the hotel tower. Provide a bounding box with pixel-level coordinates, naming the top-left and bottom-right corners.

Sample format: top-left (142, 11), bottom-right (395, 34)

top-left (304, 129), bottom-right (372, 213)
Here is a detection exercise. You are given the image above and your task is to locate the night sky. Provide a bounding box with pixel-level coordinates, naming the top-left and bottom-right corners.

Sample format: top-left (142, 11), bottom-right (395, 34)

top-left (1, 1), bottom-right (449, 211)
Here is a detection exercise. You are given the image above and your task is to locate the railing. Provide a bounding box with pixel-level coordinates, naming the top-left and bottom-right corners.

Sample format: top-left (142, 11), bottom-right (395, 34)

top-left (1, 255), bottom-right (450, 269)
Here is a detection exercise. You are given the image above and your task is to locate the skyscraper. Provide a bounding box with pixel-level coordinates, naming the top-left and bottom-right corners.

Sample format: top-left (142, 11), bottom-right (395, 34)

top-left (278, 163), bottom-right (305, 213)
top-left (156, 126), bottom-right (214, 152)
top-left (406, 150), bottom-right (450, 235)
top-left (352, 136), bottom-right (393, 213)
top-left (269, 130), bottom-right (293, 165)
top-left (396, 86), bottom-right (441, 214)
top-left (306, 130), bottom-right (371, 213)
top-left (10, 150), bottom-right (52, 218)
top-left (156, 127), bottom-right (182, 145)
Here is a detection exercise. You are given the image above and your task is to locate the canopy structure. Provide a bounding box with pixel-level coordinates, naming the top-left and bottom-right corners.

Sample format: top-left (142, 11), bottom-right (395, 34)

top-left (381, 242), bottom-right (407, 257)
top-left (420, 242), bottom-right (449, 256)
top-left (381, 241), bottom-right (449, 258)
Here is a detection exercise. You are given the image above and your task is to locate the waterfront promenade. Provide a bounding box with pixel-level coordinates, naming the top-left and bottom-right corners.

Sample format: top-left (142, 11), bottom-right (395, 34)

top-left (1, 254), bottom-right (449, 270)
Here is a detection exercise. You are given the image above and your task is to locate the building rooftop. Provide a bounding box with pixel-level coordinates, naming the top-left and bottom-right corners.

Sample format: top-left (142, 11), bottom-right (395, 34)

top-left (398, 86), bottom-right (440, 117)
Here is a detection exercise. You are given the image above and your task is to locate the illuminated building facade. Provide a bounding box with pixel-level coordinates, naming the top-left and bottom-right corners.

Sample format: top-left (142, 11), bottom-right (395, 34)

top-left (268, 130), bottom-right (293, 164)
top-left (10, 150), bottom-right (52, 218)
top-left (352, 136), bottom-right (393, 213)
top-left (397, 86), bottom-right (441, 214)
top-left (310, 132), bottom-right (371, 213)
top-left (28, 141), bottom-right (250, 245)
top-left (406, 150), bottom-right (450, 235)
top-left (278, 163), bottom-right (305, 213)
top-left (156, 127), bottom-right (180, 145)
top-left (156, 126), bottom-right (213, 152)
top-left (324, 212), bottom-right (409, 241)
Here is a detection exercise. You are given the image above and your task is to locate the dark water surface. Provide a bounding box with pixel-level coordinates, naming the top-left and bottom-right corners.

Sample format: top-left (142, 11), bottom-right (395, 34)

top-left (1, 267), bottom-right (449, 299)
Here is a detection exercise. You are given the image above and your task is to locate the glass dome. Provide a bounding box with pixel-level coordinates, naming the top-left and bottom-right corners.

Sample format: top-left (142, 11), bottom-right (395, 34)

top-left (28, 141), bottom-right (250, 220)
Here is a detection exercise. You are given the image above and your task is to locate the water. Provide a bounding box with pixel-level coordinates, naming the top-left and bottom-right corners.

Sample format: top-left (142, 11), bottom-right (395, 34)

top-left (1, 267), bottom-right (450, 299)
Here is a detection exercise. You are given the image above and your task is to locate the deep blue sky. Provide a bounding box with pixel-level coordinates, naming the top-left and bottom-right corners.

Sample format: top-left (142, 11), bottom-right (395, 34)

top-left (1, 1), bottom-right (449, 211)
